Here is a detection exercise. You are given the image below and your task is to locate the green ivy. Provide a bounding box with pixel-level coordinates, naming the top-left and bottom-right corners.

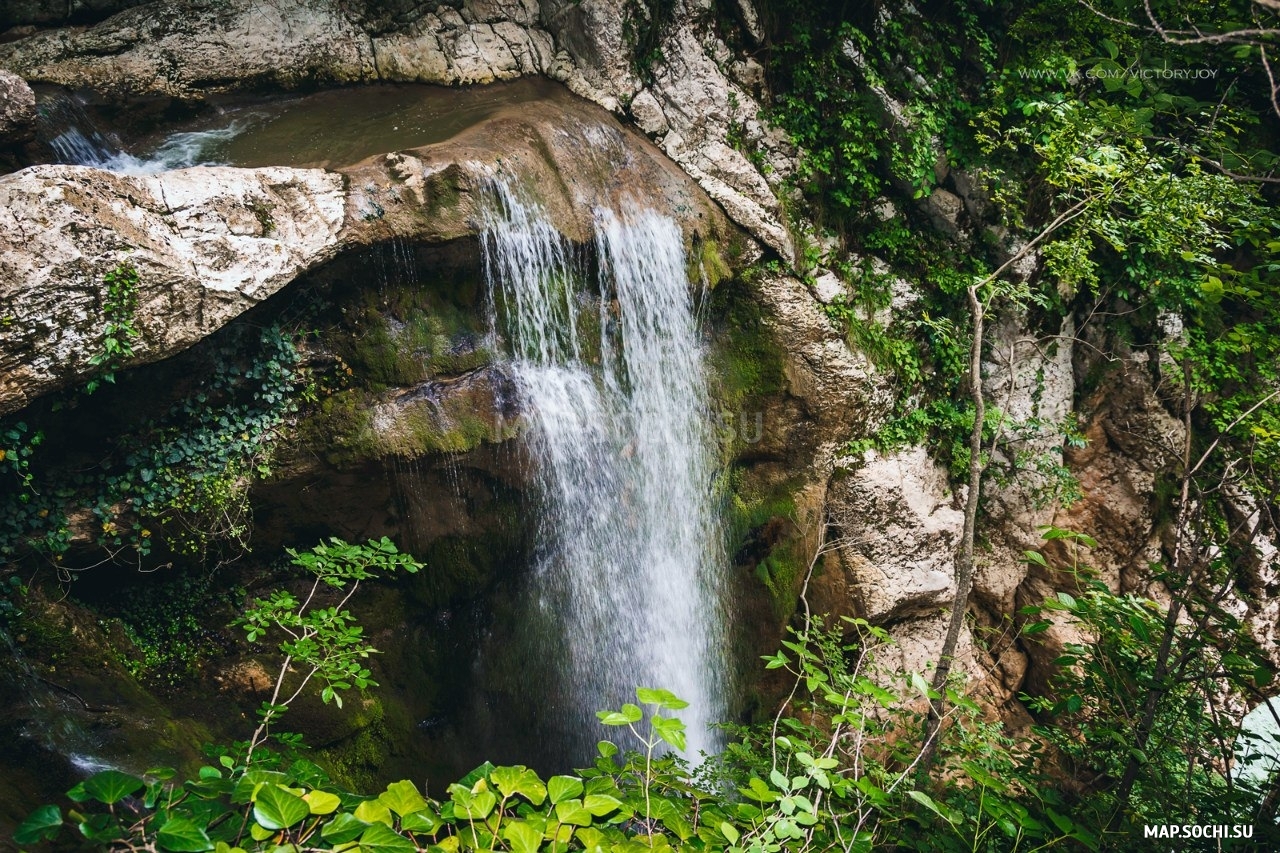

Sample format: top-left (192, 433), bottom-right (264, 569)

top-left (85, 261), bottom-right (141, 395)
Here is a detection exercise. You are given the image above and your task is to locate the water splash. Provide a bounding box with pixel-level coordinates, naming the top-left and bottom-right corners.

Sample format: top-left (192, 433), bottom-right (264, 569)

top-left (481, 180), bottom-right (727, 760)
top-left (37, 91), bottom-right (253, 174)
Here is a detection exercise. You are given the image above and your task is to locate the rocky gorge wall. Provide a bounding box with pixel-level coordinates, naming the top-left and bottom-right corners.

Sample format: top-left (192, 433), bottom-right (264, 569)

top-left (1, 0), bottom-right (1275, 813)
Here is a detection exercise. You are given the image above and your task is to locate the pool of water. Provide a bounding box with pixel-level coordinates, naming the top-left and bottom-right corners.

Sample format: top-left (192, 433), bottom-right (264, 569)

top-left (41, 77), bottom-right (574, 173)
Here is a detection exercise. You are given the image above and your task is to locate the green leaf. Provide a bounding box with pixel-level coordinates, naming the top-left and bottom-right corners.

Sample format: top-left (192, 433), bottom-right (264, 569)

top-left (156, 817), bottom-right (214, 852)
top-left (502, 820), bottom-right (543, 853)
top-left (358, 822), bottom-right (416, 853)
top-left (14, 805), bottom-right (62, 844)
top-left (636, 688), bottom-right (689, 710)
top-left (652, 715), bottom-right (687, 752)
top-left (490, 765), bottom-right (547, 805)
top-left (354, 798), bottom-right (395, 826)
top-left (399, 809), bottom-right (440, 833)
top-left (321, 813), bottom-right (369, 844)
top-left (378, 780), bottom-right (427, 816)
top-left (304, 790), bottom-right (342, 815)
top-left (547, 775), bottom-right (584, 805)
top-left (719, 822), bottom-right (740, 845)
top-left (254, 784), bottom-right (310, 830)
top-left (908, 790), bottom-right (957, 826)
top-left (582, 793), bottom-right (624, 817)
top-left (83, 769), bottom-right (145, 804)
top-left (554, 799), bottom-right (593, 826)
top-left (595, 703), bottom-right (643, 726)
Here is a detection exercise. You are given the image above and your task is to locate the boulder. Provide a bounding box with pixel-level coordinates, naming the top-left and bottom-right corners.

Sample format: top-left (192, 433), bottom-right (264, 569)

top-left (0, 69), bottom-right (35, 146)
top-left (825, 447), bottom-right (963, 622)
top-left (0, 165), bottom-right (345, 415)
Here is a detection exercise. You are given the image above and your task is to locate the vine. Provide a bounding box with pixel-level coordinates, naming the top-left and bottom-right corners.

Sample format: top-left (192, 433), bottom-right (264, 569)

top-left (85, 261), bottom-right (141, 394)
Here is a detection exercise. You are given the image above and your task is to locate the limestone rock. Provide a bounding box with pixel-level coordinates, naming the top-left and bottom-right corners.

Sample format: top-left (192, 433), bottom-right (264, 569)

top-left (810, 270), bottom-right (845, 304)
top-left (922, 187), bottom-right (964, 238)
top-left (752, 273), bottom-right (890, 431)
top-left (0, 69), bottom-right (35, 146)
top-left (0, 165), bottom-right (344, 414)
top-left (0, 91), bottom-right (737, 414)
top-left (0, 0), bottom-right (376, 98)
top-left (827, 447), bottom-right (963, 622)
top-left (628, 89), bottom-right (668, 136)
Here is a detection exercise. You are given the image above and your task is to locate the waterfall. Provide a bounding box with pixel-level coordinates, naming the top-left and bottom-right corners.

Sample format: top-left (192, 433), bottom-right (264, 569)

top-left (481, 181), bottom-right (727, 760)
top-left (36, 91), bottom-right (249, 174)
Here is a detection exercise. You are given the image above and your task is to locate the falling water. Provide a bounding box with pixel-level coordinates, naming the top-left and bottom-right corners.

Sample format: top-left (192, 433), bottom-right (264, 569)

top-left (481, 181), bottom-right (727, 760)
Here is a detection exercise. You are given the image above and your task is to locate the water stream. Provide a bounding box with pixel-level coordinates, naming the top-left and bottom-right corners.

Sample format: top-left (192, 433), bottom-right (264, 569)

top-left (481, 180), bottom-right (727, 760)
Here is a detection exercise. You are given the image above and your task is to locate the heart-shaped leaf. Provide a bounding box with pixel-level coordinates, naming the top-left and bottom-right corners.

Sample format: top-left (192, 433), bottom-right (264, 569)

top-left (253, 784), bottom-right (310, 830)
top-left (83, 770), bottom-right (145, 805)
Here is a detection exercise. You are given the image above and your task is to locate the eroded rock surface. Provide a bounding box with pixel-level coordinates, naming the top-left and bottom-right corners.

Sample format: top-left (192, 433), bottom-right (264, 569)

top-left (0, 0), bottom-right (798, 262)
top-left (0, 165), bottom-right (344, 414)
top-left (0, 89), bottom-right (736, 415)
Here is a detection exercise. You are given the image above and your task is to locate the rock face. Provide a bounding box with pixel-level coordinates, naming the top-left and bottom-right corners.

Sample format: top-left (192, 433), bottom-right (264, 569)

top-left (0, 165), bottom-right (344, 414)
top-left (0, 0), bottom-right (797, 263)
top-left (0, 86), bottom-right (736, 415)
top-left (0, 70), bottom-right (35, 146)
top-left (825, 448), bottom-right (962, 624)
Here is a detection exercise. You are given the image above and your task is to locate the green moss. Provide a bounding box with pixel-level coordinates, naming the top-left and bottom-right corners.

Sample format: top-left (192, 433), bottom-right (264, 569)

top-left (723, 468), bottom-right (806, 620)
top-left (392, 407), bottom-right (495, 456)
top-left (707, 276), bottom-right (787, 423)
top-left (312, 702), bottom-right (391, 792)
top-left (690, 237), bottom-right (733, 289)
top-left (298, 389), bottom-right (379, 466)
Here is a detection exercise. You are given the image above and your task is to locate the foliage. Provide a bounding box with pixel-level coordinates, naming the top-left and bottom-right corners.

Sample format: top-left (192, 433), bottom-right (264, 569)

top-left (0, 324), bottom-right (304, 569)
top-left (85, 261), bottom-right (141, 395)
top-left (94, 569), bottom-right (245, 688)
top-left (1019, 527), bottom-right (1278, 844)
top-left (236, 537), bottom-right (422, 759)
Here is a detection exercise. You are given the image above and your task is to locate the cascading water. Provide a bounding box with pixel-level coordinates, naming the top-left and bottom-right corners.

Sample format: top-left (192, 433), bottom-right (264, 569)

top-left (481, 180), bottom-right (728, 760)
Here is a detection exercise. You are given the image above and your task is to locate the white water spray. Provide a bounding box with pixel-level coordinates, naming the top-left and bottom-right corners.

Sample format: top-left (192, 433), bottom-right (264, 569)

top-left (481, 181), bottom-right (727, 759)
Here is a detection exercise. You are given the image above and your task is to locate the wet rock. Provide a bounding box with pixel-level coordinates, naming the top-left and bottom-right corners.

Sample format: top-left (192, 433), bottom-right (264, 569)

top-left (0, 69), bottom-right (35, 146)
top-left (0, 92), bottom-right (737, 414)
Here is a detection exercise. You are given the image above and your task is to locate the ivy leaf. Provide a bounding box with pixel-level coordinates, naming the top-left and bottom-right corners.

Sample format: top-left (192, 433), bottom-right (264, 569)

top-left (303, 789), bottom-right (342, 815)
top-left (582, 793), bottom-right (625, 817)
top-left (353, 798), bottom-right (394, 826)
top-left (554, 798), bottom-right (593, 827)
top-left (547, 775), bottom-right (583, 805)
top-left (490, 765), bottom-right (547, 805)
top-left (320, 812), bottom-right (368, 844)
top-left (399, 809), bottom-right (440, 833)
top-left (83, 770), bottom-right (145, 805)
top-left (378, 780), bottom-right (427, 816)
top-left (253, 784), bottom-right (310, 830)
top-left (502, 820), bottom-right (543, 853)
top-left (358, 822), bottom-right (416, 853)
top-left (14, 805), bottom-right (62, 845)
top-left (155, 817), bottom-right (214, 852)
